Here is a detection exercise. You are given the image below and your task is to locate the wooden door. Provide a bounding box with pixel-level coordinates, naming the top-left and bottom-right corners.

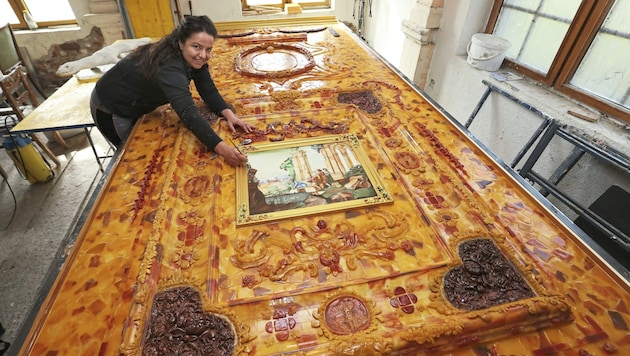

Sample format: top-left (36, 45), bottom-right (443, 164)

top-left (125, 0), bottom-right (175, 38)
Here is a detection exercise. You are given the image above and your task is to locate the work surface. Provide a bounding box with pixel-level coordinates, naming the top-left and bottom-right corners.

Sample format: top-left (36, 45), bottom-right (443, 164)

top-left (20, 23), bottom-right (630, 355)
top-left (10, 77), bottom-right (95, 133)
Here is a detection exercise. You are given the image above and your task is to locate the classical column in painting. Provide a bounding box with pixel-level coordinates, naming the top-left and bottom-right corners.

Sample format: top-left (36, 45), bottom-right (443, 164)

top-left (292, 148), bottom-right (312, 182)
top-left (321, 143), bottom-right (345, 179)
top-left (399, 0), bottom-right (443, 88)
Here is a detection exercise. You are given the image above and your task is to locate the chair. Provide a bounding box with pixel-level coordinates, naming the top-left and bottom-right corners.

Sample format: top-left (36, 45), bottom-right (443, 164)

top-left (574, 185), bottom-right (630, 271)
top-left (0, 65), bottom-right (60, 165)
top-left (0, 22), bottom-right (47, 99)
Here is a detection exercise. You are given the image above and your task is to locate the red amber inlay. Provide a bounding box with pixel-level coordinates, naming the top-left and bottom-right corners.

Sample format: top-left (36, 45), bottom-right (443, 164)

top-left (390, 287), bottom-right (418, 314)
top-left (265, 307), bottom-right (298, 342)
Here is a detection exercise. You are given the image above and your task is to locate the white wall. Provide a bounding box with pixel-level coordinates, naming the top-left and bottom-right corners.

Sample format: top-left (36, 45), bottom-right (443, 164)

top-left (361, 0), bottom-right (416, 69)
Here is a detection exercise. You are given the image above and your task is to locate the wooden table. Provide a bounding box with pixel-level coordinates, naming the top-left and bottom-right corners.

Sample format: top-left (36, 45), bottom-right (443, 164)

top-left (18, 23), bottom-right (630, 355)
top-left (10, 77), bottom-right (108, 172)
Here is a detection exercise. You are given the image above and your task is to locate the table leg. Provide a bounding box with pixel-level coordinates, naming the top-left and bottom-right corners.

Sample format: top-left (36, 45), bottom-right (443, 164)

top-left (85, 127), bottom-right (104, 173)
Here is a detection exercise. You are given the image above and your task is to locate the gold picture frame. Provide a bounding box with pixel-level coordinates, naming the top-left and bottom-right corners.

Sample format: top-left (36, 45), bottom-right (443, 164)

top-left (236, 134), bottom-right (393, 225)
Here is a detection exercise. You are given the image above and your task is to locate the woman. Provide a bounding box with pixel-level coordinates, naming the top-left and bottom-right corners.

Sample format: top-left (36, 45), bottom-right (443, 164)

top-left (90, 15), bottom-right (251, 166)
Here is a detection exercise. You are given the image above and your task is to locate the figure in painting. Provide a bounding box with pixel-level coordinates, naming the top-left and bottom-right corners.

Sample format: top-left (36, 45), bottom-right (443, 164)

top-left (317, 169), bottom-right (332, 188)
top-left (247, 165), bottom-right (272, 214)
top-left (322, 168), bottom-right (334, 185)
top-left (311, 172), bottom-right (326, 190)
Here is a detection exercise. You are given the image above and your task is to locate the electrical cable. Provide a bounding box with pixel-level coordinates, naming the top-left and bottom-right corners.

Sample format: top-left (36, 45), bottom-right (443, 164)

top-left (0, 116), bottom-right (17, 230)
top-left (0, 163), bottom-right (17, 231)
top-left (0, 114), bottom-right (54, 230)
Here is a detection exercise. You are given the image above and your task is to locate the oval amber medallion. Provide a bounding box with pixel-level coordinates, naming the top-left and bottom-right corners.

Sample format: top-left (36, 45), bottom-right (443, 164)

top-left (324, 296), bottom-right (371, 335)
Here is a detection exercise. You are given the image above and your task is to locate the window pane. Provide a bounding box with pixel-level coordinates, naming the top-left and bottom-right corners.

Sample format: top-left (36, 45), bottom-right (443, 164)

top-left (503, 0), bottom-right (543, 11)
top-left (0, 1), bottom-right (21, 25)
top-left (245, 0), bottom-right (329, 9)
top-left (570, 0), bottom-right (630, 109)
top-left (24, 0), bottom-right (75, 22)
top-left (517, 17), bottom-right (569, 72)
top-left (247, 0), bottom-right (284, 5)
top-left (494, 0), bottom-right (580, 74)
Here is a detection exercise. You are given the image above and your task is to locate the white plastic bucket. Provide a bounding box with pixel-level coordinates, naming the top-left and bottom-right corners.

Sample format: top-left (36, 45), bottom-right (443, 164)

top-left (467, 33), bottom-right (511, 72)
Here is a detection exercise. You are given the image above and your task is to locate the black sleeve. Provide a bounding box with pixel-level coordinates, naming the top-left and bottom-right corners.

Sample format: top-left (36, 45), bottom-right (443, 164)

top-left (158, 60), bottom-right (223, 150)
top-left (191, 65), bottom-right (230, 115)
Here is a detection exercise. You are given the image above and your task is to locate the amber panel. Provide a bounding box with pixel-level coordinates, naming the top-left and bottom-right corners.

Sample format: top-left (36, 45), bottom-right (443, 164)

top-left (20, 24), bottom-right (630, 356)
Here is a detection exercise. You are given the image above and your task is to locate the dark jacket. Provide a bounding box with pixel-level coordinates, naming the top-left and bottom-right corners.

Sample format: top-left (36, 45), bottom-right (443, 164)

top-left (94, 53), bottom-right (228, 150)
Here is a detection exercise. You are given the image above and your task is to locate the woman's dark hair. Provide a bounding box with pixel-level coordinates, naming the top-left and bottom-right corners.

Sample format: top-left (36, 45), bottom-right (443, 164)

top-left (129, 15), bottom-right (218, 79)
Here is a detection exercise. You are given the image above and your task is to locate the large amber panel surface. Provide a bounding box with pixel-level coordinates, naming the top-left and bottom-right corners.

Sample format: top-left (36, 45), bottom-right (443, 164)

top-left (21, 24), bottom-right (630, 356)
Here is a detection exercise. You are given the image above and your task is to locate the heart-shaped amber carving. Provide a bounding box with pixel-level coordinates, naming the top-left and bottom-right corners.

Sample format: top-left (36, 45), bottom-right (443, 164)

top-left (143, 287), bottom-right (236, 355)
top-left (443, 239), bottom-right (534, 311)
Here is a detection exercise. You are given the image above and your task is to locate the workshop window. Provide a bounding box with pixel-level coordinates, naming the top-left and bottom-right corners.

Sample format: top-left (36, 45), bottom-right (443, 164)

top-left (242, 0), bottom-right (330, 13)
top-left (487, 0), bottom-right (630, 122)
top-left (0, 0), bottom-right (77, 29)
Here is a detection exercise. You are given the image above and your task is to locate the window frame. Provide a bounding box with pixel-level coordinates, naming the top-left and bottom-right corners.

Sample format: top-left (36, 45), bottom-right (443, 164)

top-left (5, 0), bottom-right (77, 30)
top-left (241, 0), bottom-right (331, 12)
top-left (486, 0), bottom-right (629, 123)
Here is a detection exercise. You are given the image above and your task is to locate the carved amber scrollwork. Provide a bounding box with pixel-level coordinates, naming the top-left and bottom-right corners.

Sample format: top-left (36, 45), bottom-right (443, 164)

top-left (235, 117), bottom-right (350, 144)
top-left (231, 230), bottom-right (272, 270)
top-left (232, 210), bottom-right (412, 288)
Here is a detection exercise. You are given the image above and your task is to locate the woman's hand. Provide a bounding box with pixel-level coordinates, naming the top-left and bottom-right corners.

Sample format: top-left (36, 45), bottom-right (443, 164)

top-left (214, 141), bottom-right (247, 166)
top-left (222, 108), bottom-right (253, 134)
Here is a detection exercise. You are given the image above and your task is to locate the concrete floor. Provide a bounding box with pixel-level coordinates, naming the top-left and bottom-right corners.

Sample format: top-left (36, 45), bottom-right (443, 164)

top-left (0, 128), bottom-right (112, 354)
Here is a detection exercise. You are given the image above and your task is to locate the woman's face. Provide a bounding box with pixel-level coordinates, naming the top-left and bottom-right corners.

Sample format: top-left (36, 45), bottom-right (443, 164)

top-left (179, 31), bottom-right (215, 69)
